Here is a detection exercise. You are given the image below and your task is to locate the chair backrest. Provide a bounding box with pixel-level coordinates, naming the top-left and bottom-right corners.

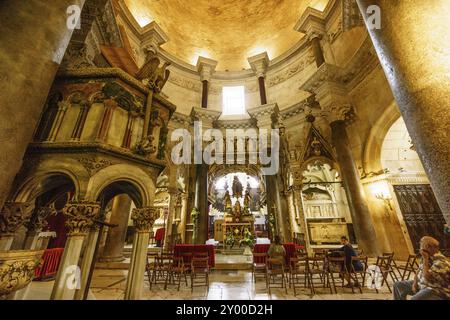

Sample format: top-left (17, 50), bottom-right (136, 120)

top-left (308, 256), bottom-right (327, 271)
top-left (253, 253), bottom-right (267, 263)
top-left (375, 255), bottom-right (392, 269)
top-left (406, 254), bottom-right (419, 268)
top-left (351, 255), bottom-right (368, 271)
top-left (267, 258), bottom-right (284, 271)
top-left (193, 252), bottom-right (209, 258)
top-left (290, 257), bottom-right (308, 272)
top-left (172, 256), bottom-right (184, 268)
top-left (327, 256), bottom-right (347, 272)
top-left (191, 257), bottom-right (209, 271)
top-left (155, 256), bottom-right (173, 268)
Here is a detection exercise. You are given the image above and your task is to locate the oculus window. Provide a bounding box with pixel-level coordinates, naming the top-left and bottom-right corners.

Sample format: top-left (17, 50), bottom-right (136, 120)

top-left (222, 86), bottom-right (245, 115)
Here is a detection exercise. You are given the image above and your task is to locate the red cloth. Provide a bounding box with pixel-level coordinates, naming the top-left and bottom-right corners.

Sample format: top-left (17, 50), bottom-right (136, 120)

top-left (155, 228), bottom-right (165, 241)
top-left (34, 248), bottom-right (64, 280)
top-left (253, 243), bottom-right (297, 264)
top-left (174, 244), bottom-right (215, 267)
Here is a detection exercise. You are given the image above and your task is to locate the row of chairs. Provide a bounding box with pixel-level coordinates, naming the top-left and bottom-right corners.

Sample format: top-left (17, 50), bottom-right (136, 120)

top-left (146, 251), bottom-right (210, 292)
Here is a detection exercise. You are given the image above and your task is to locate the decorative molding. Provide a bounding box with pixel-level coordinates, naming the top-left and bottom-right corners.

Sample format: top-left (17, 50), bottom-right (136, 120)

top-left (267, 50), bottom-right (315, 88)
top-left (78, 157), bottom-right (114, 175)
top-left (167, 73), bottom-right (201, 93)
top-left (25, 206), bottom-right (56, 232)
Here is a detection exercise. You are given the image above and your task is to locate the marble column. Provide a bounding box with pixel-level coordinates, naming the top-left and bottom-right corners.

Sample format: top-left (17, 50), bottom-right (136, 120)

top-left (357, 0), bottom-right (450, 223)
top-left (96, 99), bottom-right (117, 142)
top-left (71, 100), bottom-right (91, 140)
top-left (124, 206), bottom-right (156, 300)
top-left (331, 120), bottom-right (379, 256)
top-left (100, 194), bottom-right (132, 262)
top-left (0, 202), bottom-right (34, 251)
top-left (178, 194), bottom-right (188, 243)
top-left (310, 35), bottom-right (325, 67)
top-left (23, 206), bottom-right (55, 250)
top-left (248, 52), bottom-right (270, 105)
top-left (0, 0), bottom-right (85, 208)
top-left (197, 56), bottom-right (218, 110)
top-left (201, 80), bottom-right (209, 109)
top-left (50, 201), bottom-right (100, 300)
top-left (74, 226), bottom-right (100, 300)
top-left (47, 101), bottom-right (70, 142)
top-left (265, 175), bottom-right (291, 242)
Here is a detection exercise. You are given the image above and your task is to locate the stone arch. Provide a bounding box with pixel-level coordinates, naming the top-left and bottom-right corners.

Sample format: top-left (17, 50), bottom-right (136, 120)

top-left (363, 101), bottom-right (401, 173)
top-left (85, 164), bottom-right (155, 207)
top-left (11, 158), bottom-right (88, 203)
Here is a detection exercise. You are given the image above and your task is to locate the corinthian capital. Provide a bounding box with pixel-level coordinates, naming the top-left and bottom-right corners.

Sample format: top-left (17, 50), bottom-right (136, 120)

top-left (25, 206), bottom-right (56, 232)
top-left (63, 201), bottom-right (101, 236)
top-left (324, 104), bottom-right (356, 124)
top-left (131, 207), bottom-right (158, 232)
top-left (0, 202), bottom-right (35, 235)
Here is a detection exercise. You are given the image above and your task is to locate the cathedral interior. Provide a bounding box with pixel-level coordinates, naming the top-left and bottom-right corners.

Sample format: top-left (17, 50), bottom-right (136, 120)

top-left (0, 0), bottom-right (449, 301)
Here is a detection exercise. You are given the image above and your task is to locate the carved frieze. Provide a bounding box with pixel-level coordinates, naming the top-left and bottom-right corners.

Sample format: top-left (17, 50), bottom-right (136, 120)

top-left (267, 50), bottom-right (315, 88)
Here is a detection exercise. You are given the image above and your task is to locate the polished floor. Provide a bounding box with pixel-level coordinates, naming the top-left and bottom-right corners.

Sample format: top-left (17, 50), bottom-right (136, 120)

top-left (28, 268), bottom-right (393, 300)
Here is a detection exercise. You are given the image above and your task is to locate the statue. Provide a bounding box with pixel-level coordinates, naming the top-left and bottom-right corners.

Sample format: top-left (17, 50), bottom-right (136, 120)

top-left (233, 201), bottom-right (242, 222)
top-left (231, 175), bottom-right (243, 198)
top-left (243, 190), bottom-right (252, 215)
top-left (135, 48), bottom-right (171, 157)
top-left (223, 190), bottom-right (232, 215)
top-left (190, 207), bottom-right (200, 244)
top-left (225, 230), bottom-right (235, 248)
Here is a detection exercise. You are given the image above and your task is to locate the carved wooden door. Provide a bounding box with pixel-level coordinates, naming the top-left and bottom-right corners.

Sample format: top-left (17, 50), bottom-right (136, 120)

top-left (394, 184), bottom-right (449, 255)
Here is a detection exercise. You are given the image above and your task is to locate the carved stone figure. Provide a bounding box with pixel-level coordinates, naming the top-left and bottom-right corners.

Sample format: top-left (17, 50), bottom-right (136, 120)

top-left (135, 50), bottom-right (171, 93)
top-left (0, 202), bottom-right (35, 235)
top-left (243, 190), bottom-right (252, 215)
top-left (191, 207), bottom-right (200, 243)
top-left (232, 175), bottom-right (243, 198)
top-left (223, 191), bottom-right (232, 215)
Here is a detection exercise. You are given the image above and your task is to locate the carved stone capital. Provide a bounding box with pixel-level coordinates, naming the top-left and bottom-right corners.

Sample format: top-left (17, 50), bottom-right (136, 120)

top-left (248, 52), bottom-right (270, 78)
top-left (25, 206), bottom-right (56, 232)
top-left (0, 202), bottom-right (35, 236)
top-left (324, 104), bottom-right (356, 124)
top-left (63, 202), bottom-right (101, 236)
top-left (196, 57), bottom-right (218, 82)
top-left (0, 250), bottom-right (44, 299)
top-left (131, 207), bottom-right (158, 233)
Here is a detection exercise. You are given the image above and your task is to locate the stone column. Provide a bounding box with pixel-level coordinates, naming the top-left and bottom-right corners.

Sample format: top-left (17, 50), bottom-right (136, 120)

top-left (122, 111), bottom-right (138, 149)
top-left (71, 100), bottom-right (91, 140)
top-left (295, 12), bottom-right (326, 67)
top-left (100, 194), bottom-right (132, 262)
top-left (96, 99), bottom-right (117, 142)
top-left (163, 188), bottom-right (179, 250)
top-left (196, 56), bottom-right (218, 110)
top-left (357, 0), bottom-right (450, 223)
top-left (248, 52), bottom-right (270, 105)
top-left (23, 206), bottom-right (55, 250)
top-left (47, 101), bottom-right (70, 142)
top-left (50, 201), bottom-right (100, 300)
top-left (0, 0), bottom-right (85, 208)
top-left (74, 226), bottom-right (100, 300)
top-left (0, 202), bottom-right (34, 251)
top-left (331, 120), bottom-right (379, 256)
top-left (178, 194), bottom-right (188, 243)
top-left (124, 206), bottom-right (157, 300)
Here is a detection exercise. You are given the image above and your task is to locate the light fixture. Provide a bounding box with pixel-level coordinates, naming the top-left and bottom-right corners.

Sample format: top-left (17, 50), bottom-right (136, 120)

top-left (371, 181), bottom-right (393, 211)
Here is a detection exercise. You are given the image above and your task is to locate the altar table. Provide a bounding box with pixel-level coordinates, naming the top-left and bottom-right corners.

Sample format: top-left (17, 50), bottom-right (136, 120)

top-left (174, 244), bottom-right (215, 267)
top-left (253, 243), bottom-right (301, 264)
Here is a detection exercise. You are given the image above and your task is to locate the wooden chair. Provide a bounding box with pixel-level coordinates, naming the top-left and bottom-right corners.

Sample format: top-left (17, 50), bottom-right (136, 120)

top-left (149, 256), bottom-right (172, 289)
top-left (164, 256), bottom-right (188, 291)
top-left (266, 258), bottom-right (288, 294)
top-left (382, 252), bottom-right (401, 280)
top-left (180, 252), bottom-right (193, 273)
top-left (373, 256), bottom-right (396, 293)
top-left (149, 231), bottom-right (156, 246)
top-left (252, 253), bottom-right (267, 283)
top-left (191, 257), bottom-right (210, 292)
top-left (307, 256), bottom-right (332, 295)
top-left (350, 255), bottom-right (368, 294)
top-left (327, 256), bottom-right (350, 294)
top-left (396, 254), bottom-right (419, 281)
top-left (289, 257), bottom-right (310, 295)
top-left (146, 252), bottom-right (159, 288)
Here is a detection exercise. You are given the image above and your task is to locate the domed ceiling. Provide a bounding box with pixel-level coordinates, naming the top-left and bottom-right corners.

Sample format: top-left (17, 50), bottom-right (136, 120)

top-left (123, 0), bottom-right (329, 71)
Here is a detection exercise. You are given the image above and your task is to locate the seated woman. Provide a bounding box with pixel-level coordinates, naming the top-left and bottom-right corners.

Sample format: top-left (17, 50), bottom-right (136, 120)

top-left (268, 236), bottom-right (286, 259)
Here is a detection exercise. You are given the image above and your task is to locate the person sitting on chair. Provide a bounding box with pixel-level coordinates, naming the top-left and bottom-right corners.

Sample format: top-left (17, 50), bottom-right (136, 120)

top-left (338, 236), bottom-right (363, 287)
top-left (393, 236), bottom-right (450, 300)
top-left (268, 236), bottom-right (286, 258)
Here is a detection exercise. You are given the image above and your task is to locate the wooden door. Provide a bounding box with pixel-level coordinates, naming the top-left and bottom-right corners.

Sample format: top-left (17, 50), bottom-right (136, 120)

top-left (394, 184), bottom-right (449, 255)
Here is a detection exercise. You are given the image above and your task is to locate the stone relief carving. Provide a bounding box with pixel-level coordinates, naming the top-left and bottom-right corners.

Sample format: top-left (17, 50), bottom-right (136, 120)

top-left (78, 157), bottom-right (113, 175)
top-left (0, 202), bottom-right (35, 235)
top-left (63, 201), bottom-right (101, 235)
top-left (25, 206), bottom-right (56, 232)
top-left (267, 50), bottom-right (315, 88)
top-left (168, 74), bottom-right (202, 92)
top-left (342, 0), bottom-right (364, 31)
top-left (131, 207), bottom-right (157, 232)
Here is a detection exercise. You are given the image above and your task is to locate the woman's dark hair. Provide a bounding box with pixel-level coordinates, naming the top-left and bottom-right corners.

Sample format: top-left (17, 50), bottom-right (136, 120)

top-left (274, 235), bottom-right (282, 245)
top-left (341, 236), bottom-right (348, 241)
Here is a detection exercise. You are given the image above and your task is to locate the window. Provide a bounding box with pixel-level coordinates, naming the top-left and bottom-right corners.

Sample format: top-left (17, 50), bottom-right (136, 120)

top-left (222, 86), bottom-right (245, 115)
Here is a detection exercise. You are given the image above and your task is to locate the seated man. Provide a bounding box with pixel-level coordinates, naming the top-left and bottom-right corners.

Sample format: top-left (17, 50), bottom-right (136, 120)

top-left (338, 236), bottom-right (364, 287)
top-left (393, 236), bottom-right (450, 300)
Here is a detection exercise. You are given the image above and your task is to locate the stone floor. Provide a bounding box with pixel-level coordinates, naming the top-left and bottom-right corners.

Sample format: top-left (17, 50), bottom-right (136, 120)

top-left (28, 269), bottom-right (393, 300)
